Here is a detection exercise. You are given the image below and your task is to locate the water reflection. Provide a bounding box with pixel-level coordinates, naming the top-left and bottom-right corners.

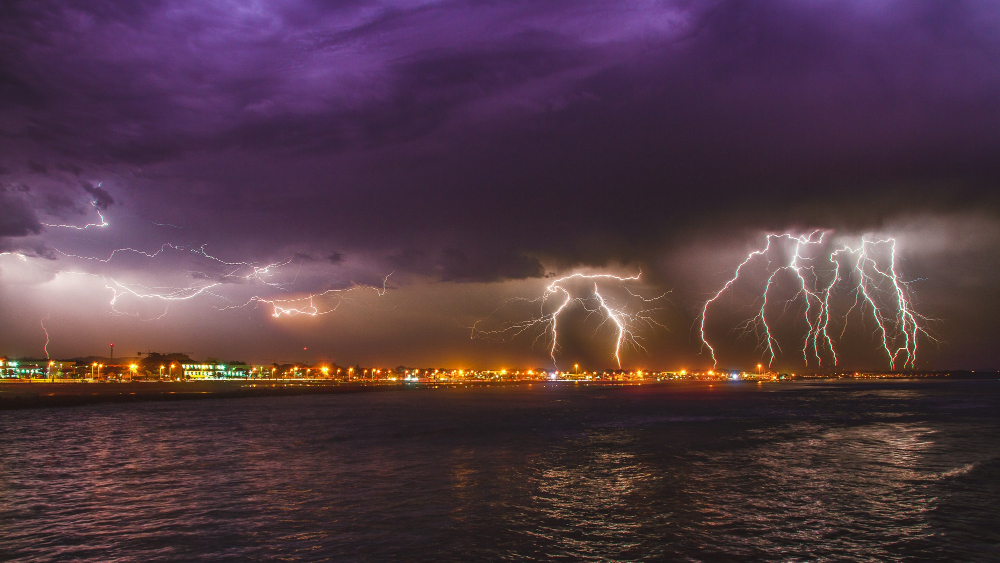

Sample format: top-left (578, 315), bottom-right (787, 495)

top-left (0, 381), bottom-right (997, 561)
top-left (676, 422), bottom-right (940, 559)
top-left (526, 430), bottom-right (656, 560)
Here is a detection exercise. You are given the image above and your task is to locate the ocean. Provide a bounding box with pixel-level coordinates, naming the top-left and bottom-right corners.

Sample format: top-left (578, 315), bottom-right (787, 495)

top-left (1, 380), bottom-right (998, 561)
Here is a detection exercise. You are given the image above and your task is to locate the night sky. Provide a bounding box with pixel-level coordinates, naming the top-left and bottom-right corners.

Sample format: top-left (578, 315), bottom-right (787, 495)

top-left (2, 0), bottom-right (999, 371)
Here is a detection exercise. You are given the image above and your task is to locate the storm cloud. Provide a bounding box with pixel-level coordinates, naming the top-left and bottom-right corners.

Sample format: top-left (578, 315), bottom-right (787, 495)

top-left (0, 190), bottom-right (42, 238)
top-left (1, 0), bottom-right (999, 369)
top-left (80, 181), bottom-right (114, 210)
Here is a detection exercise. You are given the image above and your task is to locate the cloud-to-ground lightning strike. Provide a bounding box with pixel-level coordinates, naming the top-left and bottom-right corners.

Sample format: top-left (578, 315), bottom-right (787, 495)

top-left (472, 272), bottom-right (668, 369)
top-left (40, 313), bottom-right (51, 360)
top-left (698, 232), bottom-right (935, 370)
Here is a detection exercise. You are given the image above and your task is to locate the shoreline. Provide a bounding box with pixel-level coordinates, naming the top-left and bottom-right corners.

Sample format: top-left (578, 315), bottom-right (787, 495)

top-left (0, 380), bottom-right (408, 410)
top-left (0, 379), bottom-right (579, 409)
top-left (0, 376), bottom-right (992, 410)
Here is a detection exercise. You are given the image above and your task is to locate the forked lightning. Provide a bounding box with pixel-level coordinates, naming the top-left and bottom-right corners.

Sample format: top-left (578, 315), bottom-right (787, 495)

top-left (473, 272), bottom-right (668, 368)
top-left (698, 231), bottom-right (934, 370)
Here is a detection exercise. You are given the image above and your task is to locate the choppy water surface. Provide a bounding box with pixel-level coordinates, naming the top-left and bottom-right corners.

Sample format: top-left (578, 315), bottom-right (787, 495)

top-left (1, 380), bottom-right (998, 562)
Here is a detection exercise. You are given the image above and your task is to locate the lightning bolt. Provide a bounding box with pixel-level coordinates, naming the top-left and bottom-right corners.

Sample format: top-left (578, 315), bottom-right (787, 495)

top-left (43, 230), bottom-right (396, 319)
top-left (13, 184), bottom-right (391, 325)
top-left (190, 245), bottom-right (300, 288)
top-left (698, 232), bottom-right (935, 370)
top-left (46, 244), bottom-right (244, 319)
top-left (472, 272), bottom-right (668, 369)
top-left (40, 313), bottom-right (51, 360)
top-left (104, 277), bottom-right (225, 319)
top-left (222, 272), bottom-right (393, 317)
top-left (42, 200), bottom-right (109, 230)
top-left (55, 243), bottom-right (291, 286)
top-left (55, 243), bottom-right (181, 263)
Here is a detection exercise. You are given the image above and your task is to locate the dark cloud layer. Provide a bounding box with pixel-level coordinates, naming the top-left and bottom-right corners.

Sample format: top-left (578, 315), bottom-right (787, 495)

top-left (3, 1), bottom-right (999, 246)
top-left (80, 181), bottom-right (114, 210)
top-left (0, 190), bottom-right (41, 238)
top-left (389, 247), bottom-right (544, 283)
top-left (2, 0), bottom-right (1000, 368)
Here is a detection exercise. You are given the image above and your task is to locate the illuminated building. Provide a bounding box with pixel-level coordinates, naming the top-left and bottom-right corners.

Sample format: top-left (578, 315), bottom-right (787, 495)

top-left (180, 363), bottom-right (251, 379)
top-left (1, 358), bottom-right (19, 378)
top-left (2, 360), bottom-right (44, 378)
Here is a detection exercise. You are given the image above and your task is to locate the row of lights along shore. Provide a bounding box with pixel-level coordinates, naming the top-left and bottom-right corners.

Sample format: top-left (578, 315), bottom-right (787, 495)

top-left (0, 357), bottom-right (936, 382)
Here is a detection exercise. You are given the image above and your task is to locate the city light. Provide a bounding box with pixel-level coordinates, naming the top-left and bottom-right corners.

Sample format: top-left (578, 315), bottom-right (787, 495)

top-left (0, 355), bottom-right (950, 383)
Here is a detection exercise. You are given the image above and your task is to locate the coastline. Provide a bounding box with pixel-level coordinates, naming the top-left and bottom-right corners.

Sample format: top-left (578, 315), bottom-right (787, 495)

top-left (0, 380), bottom-right (407, 410)
top-left (1, 376), bottom-right (991, 410)
top-left (0, 379), bottom-right (584, 409)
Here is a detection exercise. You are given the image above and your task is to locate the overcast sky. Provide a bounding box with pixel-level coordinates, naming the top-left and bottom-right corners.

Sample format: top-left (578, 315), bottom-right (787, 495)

top-left (2, 0), bottom-right (999, 371)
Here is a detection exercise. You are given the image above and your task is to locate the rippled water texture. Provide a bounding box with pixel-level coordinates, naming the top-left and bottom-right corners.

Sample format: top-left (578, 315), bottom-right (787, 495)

top-left (2, 380), bottom-right (999, 561)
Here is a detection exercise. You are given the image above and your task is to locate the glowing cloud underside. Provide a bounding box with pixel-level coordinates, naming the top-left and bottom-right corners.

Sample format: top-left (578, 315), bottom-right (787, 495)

top-left (698, 232), bottom-right (935, 370)
top-left (69, 247), bottom-right (390, 320)
top-left (18, 205), bottom-right (391, 321)
top-left (472, 273), bottom-right (668, 369)
top-left (221, 273), bottom-right (392, 318)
